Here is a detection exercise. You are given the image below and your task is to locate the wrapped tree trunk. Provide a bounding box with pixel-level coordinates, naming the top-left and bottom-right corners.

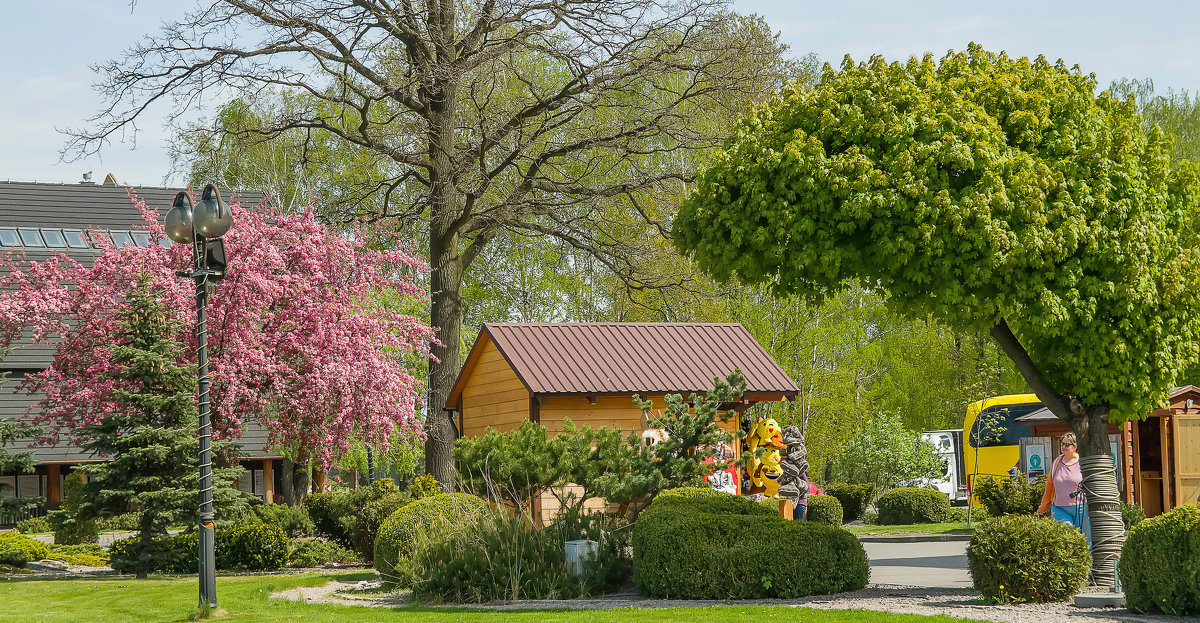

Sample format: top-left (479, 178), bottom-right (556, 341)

top-left (1071, 407), bottom-right (1124, 587)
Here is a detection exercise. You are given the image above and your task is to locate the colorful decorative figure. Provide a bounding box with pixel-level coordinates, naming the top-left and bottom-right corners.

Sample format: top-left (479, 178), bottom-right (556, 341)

top-left (776, 424), bottom-right (811, 520)
top-left (744, 418), bottom-right (787, 496)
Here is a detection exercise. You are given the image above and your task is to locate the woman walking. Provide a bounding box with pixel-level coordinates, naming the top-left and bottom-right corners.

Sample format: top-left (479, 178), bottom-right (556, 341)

top-left (1038, 433), bottom-right (1090, 543)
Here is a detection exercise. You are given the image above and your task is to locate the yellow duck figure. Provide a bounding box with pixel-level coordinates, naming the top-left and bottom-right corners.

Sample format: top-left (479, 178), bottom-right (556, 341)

top-left (745, 417), bottom-right (787, 496)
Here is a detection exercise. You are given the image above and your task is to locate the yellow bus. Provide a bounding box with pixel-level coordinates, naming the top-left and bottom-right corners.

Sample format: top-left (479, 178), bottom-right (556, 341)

top-left (963, 394), bottom-right (1042, 503)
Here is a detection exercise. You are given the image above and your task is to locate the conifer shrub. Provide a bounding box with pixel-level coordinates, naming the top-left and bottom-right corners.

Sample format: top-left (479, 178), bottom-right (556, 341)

top-left (304, 479), bottom-right (410, 559)
top-left (806, 494), bottom-right (843, 525)
top-left (823, 483), bottom-right (876, 522)
top-left (16, 517), bottom-right (51, 534)
top-left (875, 487), bottom-right (951, 524)
top-left (1120, 504), bottom-right (1200, 615)
top-left (250, 503), bottom-right (315, 537)
top-left (48, 472), bottom-right (98, 545)
top-left (0, 532), bottom-right (51, 567)
top-left (288, 538), bottom-right (362, 568)
top-left (218, 524), bottom-right (289, 570)
top-left (967, 515), bottom-right (1089, 603)
top-left (373, 492), bottom-right (490, 586)
top-left (46, 543), bottom-right (108, 567)
top-left (409, 474), bottom-right (442, 499)
top-left (633, 487), bottom-right (868, 598)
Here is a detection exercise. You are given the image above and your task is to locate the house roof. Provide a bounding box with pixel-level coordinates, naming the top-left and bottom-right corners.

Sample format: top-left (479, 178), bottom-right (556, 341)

top-left (1014, 385), bottom-right (1200, 422)
top-left (447, 322), bottom-right (799, 407)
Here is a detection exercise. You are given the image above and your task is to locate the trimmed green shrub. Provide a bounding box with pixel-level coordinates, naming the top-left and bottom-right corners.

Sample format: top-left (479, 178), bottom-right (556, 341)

top-left (303, 479), bottom-right (411, 559)
top-left (1120, 504), bottom-right (1200, 615)
top-left (252, 504), bottom-right (314, 537)
top-left (409, 474), bottom-right (442, 499)
top-left (219, 524), bottom-right (289, 570)
top-left (806, 495), bottom-right (843, 525)
top-left (0, 532), bottom-right (51, 567)
top-left (17, 517), bottom-right (51, 534)
top-left (967, 515), bottom-right (1089, 603)
top-left (1121, 502), bottom-right (1146, 531)
top-left (973, 475), bottom-right (1045, 516)
top-left (374, 492), bottom-right (490, 586)
top-left (301, 492), bottom-right (343, 542)
top-left (411, 505), bottom-right (630, 602)
top-left (823, 483), bottom-right (876, 522)
top-left (110, 533), bottom-right (198, 574)
top-left (46, 543), bottom-right (108, 567)
top-left (95, 513), bottom-right (142, 532)
top-left (876, 488), bottom-right (951, 524)
top-left (947, 506), bottom-right (987, 522)
top-left (288, 538), bottom-right (362, 568)
top-left (633, 487), bottom-right (869, 598)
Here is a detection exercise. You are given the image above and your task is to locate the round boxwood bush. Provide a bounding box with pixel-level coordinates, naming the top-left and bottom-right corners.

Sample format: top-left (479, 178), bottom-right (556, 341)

top-left (823, 483), bottom-right (875, 522)
top-left (0, 532), bottom-right (51, 567)
top-left (966, 515), bottom-right (1089, 603)
top-left (374, 492), bottom-right (490, 585)
top-left (1120, 504), bottom-right (1200, 615)
top-left (219, 524), bottom-right (289, 570)
top-left (876, 487), bottom-right (951, 524)
top-left (806, 495), bottom-right (843, 525)
top-left (633, 487), bottom-right (869, 598)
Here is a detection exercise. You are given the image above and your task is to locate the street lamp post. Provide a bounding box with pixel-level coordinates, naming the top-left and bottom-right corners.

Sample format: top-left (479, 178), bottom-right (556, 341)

top-left (165, 184), bottom-right (232, 610)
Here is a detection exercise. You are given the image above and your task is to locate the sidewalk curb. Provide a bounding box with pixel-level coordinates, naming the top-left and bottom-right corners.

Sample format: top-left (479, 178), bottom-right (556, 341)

top-left (856, 533), bottom-right (973, 543)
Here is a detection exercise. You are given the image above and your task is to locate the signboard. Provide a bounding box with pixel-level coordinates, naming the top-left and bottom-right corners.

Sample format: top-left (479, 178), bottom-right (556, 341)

top-left (1020, 437), bottom-right (1051, 476)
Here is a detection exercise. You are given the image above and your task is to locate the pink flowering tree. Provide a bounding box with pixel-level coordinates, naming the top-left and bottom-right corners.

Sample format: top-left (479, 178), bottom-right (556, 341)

top-left (0, 192), bottom-right (434, 476)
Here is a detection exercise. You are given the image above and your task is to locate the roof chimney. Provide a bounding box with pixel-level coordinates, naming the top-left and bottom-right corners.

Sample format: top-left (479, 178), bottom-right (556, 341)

top-left (80, 171), bottom-right (94, 185)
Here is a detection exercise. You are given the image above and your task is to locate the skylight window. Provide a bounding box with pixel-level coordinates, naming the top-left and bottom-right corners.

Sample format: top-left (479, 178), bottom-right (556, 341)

top-left (131, 232), bottom-right (152, 247)
top-left (41, 229), bottom-right (67, 248)
top-left (0, 229), bottom-right (18, 246)
top-left (110, 231), bottom-right (135, 248)
top-left (17, 229), bottom-right (44, 247)
top-left (62, 230), bottom-right (89, 248)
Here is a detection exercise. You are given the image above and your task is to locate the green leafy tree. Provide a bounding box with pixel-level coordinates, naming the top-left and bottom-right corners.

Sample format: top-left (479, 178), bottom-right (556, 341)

top-left (673, 45), bottom-right (1200, 584)
top-left (831, 413), bottom-right (941, 490)
top-left (1109, 78), bottom-right (1200, 162)
top-left (71, 283), bottom-right (248, 579)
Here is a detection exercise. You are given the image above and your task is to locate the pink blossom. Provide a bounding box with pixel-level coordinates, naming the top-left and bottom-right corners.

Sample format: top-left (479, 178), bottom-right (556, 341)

top-left (0, 191), bottom-right (435, 469)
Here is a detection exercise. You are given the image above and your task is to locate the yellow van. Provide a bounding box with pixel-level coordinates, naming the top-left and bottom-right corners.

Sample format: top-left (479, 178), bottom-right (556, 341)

top-left (963, 394), bottom-right (1042, 504)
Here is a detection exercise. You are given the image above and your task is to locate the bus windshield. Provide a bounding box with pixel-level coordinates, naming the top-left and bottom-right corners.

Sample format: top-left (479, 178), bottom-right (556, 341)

top-left (968, 402), bottom-right (1039, 448)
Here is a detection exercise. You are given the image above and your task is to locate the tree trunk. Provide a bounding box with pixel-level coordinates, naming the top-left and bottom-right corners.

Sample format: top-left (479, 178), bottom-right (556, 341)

top-left (424, 228), bottom-right (462, 491)
top-left (1070, 407), bottom-right (1123, 587)
top-left (280, 458), bottom-right (310, 506)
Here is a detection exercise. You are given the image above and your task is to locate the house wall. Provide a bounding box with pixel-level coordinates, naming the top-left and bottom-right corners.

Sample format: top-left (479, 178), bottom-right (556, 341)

top-left (459, 340), bottom-right (529, 437)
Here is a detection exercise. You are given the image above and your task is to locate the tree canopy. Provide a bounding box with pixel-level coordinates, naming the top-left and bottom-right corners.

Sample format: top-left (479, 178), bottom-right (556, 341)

top-left (675, 44), bottom-right (1200, 423)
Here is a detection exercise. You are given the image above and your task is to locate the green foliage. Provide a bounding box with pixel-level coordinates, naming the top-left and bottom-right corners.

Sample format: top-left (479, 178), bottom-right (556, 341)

top-left (831, 413), bottom-right (941, 490)
top-left (806, 495), bottom-right (843, 525)
top-left (16, 517), bottom-right (51, 534)
top-left (46, 543), bottom-right (109, 567)
top-left (875, 488), bottom-right (951, 525)
top-left (675, 44), bottom-right (1200, 426)
top-left (1110, 77), bottom-right (1200, 163)
top-left (0, 532), bottom-right (51, 567)
top-left (373, 492), bottom-right (490, 586)
top-left (287, 538), bottom-right (361, 568)
top-left (823, 483), bottom-right (877, 522)
top-left (1122, 502), bottom-right (1147, 530)
top-left (409, 474), bottom-right (442, 499)
top-left (49, 472), bottom-right (98, 545)
top-left (217, 524), bottom-right (289, 571)
top-left (948, 505), bottom-right (988, 523)
top-left (973, 475), bottom-right (1045, 517)
top-left (455, 420), bottom-right (571, 512)
top-left (303, 479), bottom-right (411, 559)
top-left (633, 487), bottom-right (868, 598)
top-left (410, 506), bottom-right (631, 603)
top-left (1120, 504), bottom-right (1200, 615)
top-left (967, 515), bottom-right (1090, 603)
top-left (94, 513), bottom-right (142, 532)
top-left (250, 503), bottom-right (314, 537)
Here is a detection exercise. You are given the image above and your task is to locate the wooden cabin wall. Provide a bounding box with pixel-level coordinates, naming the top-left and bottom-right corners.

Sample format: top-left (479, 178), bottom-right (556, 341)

top-left (460, 341), bottom-right (528, 437)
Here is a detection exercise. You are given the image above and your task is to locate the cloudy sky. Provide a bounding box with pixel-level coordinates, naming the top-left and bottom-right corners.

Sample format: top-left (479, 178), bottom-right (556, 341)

top-left (2, 0), bottom-right (1197, 187)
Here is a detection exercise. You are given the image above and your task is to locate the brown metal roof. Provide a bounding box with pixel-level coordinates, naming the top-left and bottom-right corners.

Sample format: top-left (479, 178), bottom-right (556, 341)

top-left (448, 323), bottom-right (799, 406)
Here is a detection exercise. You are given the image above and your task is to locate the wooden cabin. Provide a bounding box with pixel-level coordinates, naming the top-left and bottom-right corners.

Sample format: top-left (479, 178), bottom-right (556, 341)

top-left (1015, 385), bottom-right (1200, 517)
top-left (446, 322), bottom-right (800, 520)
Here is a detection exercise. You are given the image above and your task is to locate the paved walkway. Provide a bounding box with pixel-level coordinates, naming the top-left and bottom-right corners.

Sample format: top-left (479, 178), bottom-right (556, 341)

top-left (862, 540), bottom-right (972, 588)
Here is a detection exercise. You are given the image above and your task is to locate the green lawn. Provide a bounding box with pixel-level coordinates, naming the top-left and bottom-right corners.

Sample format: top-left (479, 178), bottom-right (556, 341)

top-left (0, 572), bottom-right (980, 623)
top-left (845, 522), bottom-right (975, 536)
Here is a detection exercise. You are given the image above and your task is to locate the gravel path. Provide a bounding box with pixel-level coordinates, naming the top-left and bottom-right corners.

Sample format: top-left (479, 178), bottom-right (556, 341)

top-left (271, 579), bottom-right (1187, 622)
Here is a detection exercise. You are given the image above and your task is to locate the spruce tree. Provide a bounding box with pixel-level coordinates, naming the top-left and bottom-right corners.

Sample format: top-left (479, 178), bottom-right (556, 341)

top-left (74, 281), bottom-right (246, 578)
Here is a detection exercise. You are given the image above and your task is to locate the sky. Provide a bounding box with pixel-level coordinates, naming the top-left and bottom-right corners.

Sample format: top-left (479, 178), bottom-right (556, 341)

top-left (2, 0), bottom-right (1199, 187)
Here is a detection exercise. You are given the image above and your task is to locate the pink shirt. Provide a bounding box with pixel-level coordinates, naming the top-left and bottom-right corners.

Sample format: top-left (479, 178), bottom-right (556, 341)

top-left (1051, 457), bottom-right (1083, 507)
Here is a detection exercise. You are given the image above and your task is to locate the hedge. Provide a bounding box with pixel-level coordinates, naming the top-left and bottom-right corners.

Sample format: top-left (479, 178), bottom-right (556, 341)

top-left (966, 515), bottom-right (1089, 603)
top-left (633, 487), bottom-right (869, 598)
top-left (373, 492), bottom-right (491, 586)
top-left (875, 487), bottom-right (951, 524)
top-left (823, 483), bottom-right (875, 522)
top-left (806, 495), bottom-right (843, 525)
top-left (1120, 504), bottom-right (1200, 615)
top-left (973, 475), bottom-right (1044, 516)
top-left (110, 524), bottom-right (289, 573)
top-left (0, 532), bottom-right (51, 567)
